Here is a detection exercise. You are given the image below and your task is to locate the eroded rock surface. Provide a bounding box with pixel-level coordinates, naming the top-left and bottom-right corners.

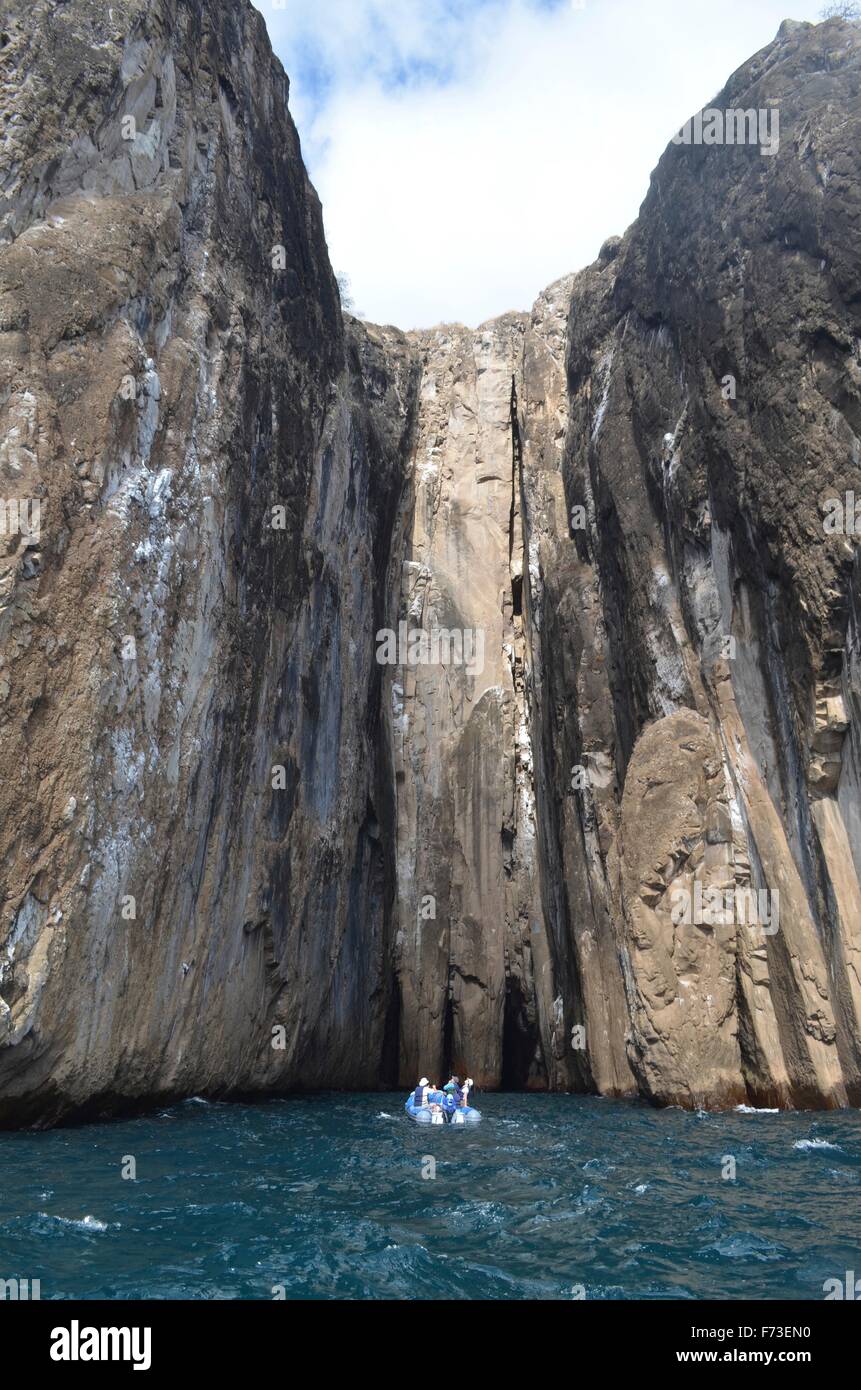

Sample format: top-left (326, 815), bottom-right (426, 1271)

top-left (387, 316), bottom-right (553, 1091)
top-left (1, 4), bottom-right (861, 1122)
top-left (519, 15), bottom-right (861, 1109)
top-left (0, 0), bottom-right (416, 1122)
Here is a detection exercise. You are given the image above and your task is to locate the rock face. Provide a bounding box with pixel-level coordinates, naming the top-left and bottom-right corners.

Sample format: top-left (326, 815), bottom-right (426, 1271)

top-left (521, 15), bottom-right (861, 1110)
top-left (387, 316), bottom-right (556, 1091)
top-left (1, 3), bottom-right (861, 1123)
top-left (0, 0), bottom-right (416, 1123)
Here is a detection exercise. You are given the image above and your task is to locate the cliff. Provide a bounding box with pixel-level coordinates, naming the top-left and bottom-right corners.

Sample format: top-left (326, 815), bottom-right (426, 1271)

top-left (0, 0), bottom-right (415, 1122)
top-left (523, 16), bottom-right (861, 1108)
top-left (0, 2), bottom-right (859, 1123)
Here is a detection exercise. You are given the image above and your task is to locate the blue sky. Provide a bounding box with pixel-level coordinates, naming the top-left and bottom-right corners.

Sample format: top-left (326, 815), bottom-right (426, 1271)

top-left (255, 0), bottom-right (830, 328)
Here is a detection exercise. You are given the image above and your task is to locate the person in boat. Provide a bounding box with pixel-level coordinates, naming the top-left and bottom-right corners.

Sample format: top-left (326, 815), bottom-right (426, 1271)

top-left (459, 1077), bottom-right (474, 1108)
top-left (426, 1083), bottom-right (446, 1121)
top-left (441, 1087), bottom-right (459, 1122)
top-left (444, 1075), bottom-right (469, 1107)
top-left (412, 1077), bottom-right (432, 1109)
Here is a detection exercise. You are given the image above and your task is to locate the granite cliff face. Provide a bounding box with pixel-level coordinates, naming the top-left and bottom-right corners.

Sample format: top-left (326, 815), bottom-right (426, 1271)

top-left (1, 3), bottom-right (860, 1123)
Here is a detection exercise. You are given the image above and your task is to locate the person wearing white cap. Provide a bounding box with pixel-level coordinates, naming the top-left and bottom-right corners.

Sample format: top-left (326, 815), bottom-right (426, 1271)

top-left (411, 1076), bottom-right (432, 1109)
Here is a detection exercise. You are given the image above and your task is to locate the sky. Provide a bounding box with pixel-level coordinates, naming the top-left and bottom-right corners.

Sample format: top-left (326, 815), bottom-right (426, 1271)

top-left (254, 0), bottom-right (830, 329)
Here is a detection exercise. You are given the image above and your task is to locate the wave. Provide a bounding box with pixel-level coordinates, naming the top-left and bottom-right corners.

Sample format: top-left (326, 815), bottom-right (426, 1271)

top-left (37, 1213), bottom-right (111, 1232)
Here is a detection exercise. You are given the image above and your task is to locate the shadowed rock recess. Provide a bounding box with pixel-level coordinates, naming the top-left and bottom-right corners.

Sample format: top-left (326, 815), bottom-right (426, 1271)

top-left (0, 3), bottom-right (860, 1125)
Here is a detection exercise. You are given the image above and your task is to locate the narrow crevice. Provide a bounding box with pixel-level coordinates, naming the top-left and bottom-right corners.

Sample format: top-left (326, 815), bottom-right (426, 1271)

top-left (380, 975), bottom-right (402, 1088)
top-left (508, 374), bottom-right (523, 582)
top-left (501, 976), bottom-right (539, 1090)
top-left (511, 572), bottom-right (523, 617)
top-left (442, 987), bottom-right (455, 1080)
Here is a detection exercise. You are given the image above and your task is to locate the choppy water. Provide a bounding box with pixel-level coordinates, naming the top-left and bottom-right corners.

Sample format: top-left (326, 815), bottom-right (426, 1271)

top-left (1, 1093), bottom-right (859, 1300)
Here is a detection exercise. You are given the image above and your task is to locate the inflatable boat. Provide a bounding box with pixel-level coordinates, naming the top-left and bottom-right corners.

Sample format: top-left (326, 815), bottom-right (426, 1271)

top-left (404, 1095), bottom-right (481, 1125)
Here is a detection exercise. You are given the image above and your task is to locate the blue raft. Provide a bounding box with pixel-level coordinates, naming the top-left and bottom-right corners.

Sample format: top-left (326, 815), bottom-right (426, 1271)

top-left (405, 1096), bottom-right (481, 1125)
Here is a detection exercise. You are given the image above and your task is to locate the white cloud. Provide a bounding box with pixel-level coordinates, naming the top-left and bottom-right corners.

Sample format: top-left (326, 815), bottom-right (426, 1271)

top-left (257, 0), bottom-right (826, 329)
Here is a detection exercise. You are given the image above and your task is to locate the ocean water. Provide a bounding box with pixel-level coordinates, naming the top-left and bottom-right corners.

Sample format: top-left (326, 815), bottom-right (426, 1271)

top-left (1, 1092), bottom-right (859, 1300)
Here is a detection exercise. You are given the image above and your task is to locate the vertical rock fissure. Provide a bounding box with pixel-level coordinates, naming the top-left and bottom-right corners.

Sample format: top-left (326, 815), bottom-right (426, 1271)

top-left (503, 371), bottom-right (548, 1089)
top-left (509, 375), bottom-right (523, 608)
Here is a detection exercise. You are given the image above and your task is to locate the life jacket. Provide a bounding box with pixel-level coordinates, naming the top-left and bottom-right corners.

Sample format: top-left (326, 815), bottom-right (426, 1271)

top-left (413, 1085), bottom-right (429, 1107)
top-left (443, 1091), bottom-right (457, 1113)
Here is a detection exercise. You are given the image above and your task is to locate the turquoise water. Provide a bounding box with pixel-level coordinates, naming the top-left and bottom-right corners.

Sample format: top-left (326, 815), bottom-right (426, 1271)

top-left (1, 1093), bottom-right (859, 1300)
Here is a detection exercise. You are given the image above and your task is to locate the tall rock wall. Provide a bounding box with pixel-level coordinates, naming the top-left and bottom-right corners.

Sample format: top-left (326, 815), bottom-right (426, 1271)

top-left (1, 3), bottom-right (860, 1123)
top-left (517, 16), bottom-right (861, 1109)
top-left (0, 0), bottom-right (416, 1123)
top-left (386, 317), bottom-right (556, 1091)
